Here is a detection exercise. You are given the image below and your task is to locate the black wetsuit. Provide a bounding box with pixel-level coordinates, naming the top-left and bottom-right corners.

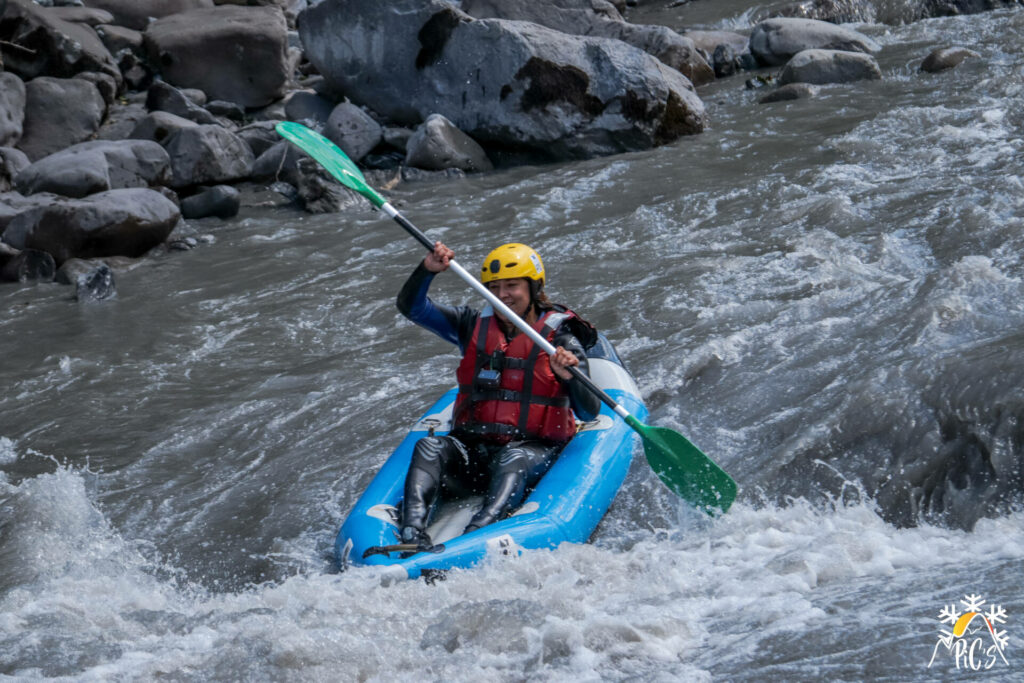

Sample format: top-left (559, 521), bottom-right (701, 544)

top-left (396, 262), bottom-right (600, 541)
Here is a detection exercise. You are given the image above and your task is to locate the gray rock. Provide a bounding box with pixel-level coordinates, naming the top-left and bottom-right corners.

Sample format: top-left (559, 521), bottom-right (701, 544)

top-left (0, 73), bottom-right (27, 148)
top-left (163, 124), bottom-right (255, 188)
top-left (95, 24), bottom-right (144, 55)
top-left (749, 17), bottom-right (881, 67)
top-left (14, 139), bottom-right (171, 197)
top-left (129, 111), bottom-right (199, 145)
top-left (324, 102), bottom-right (383, 162)
top-left (0, 190), bottom-right (62, 233)
top-left (406, 114), bottom-right (493, 173)
top-left (237, 120), bottom-right (284, 158)
top-left (382, 126), bottom-right (414, 153)
top-left (0, 0), bottom-right (122, 87)
top-left (0, 244), bottom-right (55, 283)
top-left (50, 7), bottom-right (115, 26)
top-left (144, 5), bottom-right (289, 109)
top-left (17, 77), bottom-right (107, 161)
top-left (2, 188), bottom-right (181, 264)
top-left (181, 184), bottom-right (240, 219)
top-left (56, 258), bottom-right (115, 300)
top-left (778, 49), bottom-right (882, 85)
top-left (146, 81), bottom-right (221, 125)
top-left (97, 101), bottom-right (149, 141)
top-left (301, 0), bottom-right (706, 161)
top-left (74, 71), bottom-right (119, 106)
top-left (79, 1), bottom-right (216, 31)
top-left (759, 82), bottom-right (819, 103)
top-left (284, 91), bottom-right (335, 126)
top-left (920, 47), bottom-right (980, 73)
top-left (683, 30), bottom-right (749, 61)
top-left (204, 100), bottom-right (245, 121)
top-left (251, 139), bottom-right (306, 184)
top-left (0, 147), bottom-right (31, 192)
top-left (461, 0), bottom-right (713, 86)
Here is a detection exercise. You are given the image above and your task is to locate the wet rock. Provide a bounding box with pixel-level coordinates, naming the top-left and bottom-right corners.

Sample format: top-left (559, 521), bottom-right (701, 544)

top-left (129, 111), bottom-right (200, 145)
top-left (920, 47), bottom-right (980, 73)
top-left (14, 139), bottom-right (171, 198)
top-left (284, 91), bottom-right (335, 127)
top-left (237, 120), bottom-right (284, 158)
top-left (181, 184), bottom-right (240, 219)
top-left (0, 148), bottom-right (31, 192)
top-left (323, 102), bottom-right (383, 163)
top-left (79, 1), bottom-right (216, 31)
top-left (778, 49), bottom-right (882, 85)
top-left (146, 81), bottom-right (220, 125)
top-left (401, 166), bottom-right (466, 183)
top-left (0, 73), bottom-right (27, 148)
top-left (16, 77), bottom-right (107, 161)
top-left (301, 0), bottom-right (705, 161)
top-left (406, 114), bottom-right (493, 173)
top-left (0, 0), bottom-right (122, 87)
top-left (294, 157), bottom-right (358, 213)
top-left (759, 82), bottom-right (819, 103)
top-left (118, 51), bottom-right (155, 92)
top-left (0, 243), bottom-right (55, 283)
top-left (144, 5), bottom-right (289, 109)
top-left (1, 188), bottom-right (181, 264)
top-left (684, 30), bottom-right (752, 78)
top-left (56, 258), bottom-right (115, 300)
top-left (163, 124), bottom-right (255, 189)
top-left (769, 0), bottom-right (877, 24)
top-left (95, 24), bottom-right (144, 55)
top-left (460, 0), bottom-right (713, 86)
top-left (749, 17), bottom-right (881, 67)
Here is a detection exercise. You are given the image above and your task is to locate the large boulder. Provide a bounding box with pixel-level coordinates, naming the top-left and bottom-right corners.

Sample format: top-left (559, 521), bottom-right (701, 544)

top-left (129, 111), bottom-right (200, 145)
top-left (80, 1), bottom-right (216, 31)
top-left (16, 77), bottom-right (107, 161)
top-left (144, 5), bottom-right (289, 109)
top-left (14, 139), bottom-right (171, 198)
top-left (162, 124), bottom-right (255, 188)
top-left (778, 49), bottom-right (882, 85)
top-left (300, 0), bottom-right (706, 161)
top-left (0, 73), bottom-right (27, 148)
top-left (460, 0), bottom-right (713, 86)
top-left (1, 188), bottom-right (180, 264)
top-left (405, 114), bottom-right (493, 172)
top-left (0, 0), bottom-right (122, 87)
top-left (749, 17), bottom-right (881, 67)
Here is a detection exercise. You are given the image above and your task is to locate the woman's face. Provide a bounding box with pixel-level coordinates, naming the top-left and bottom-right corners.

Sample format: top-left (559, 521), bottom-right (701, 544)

top-left (487, 277), bottom-right (532, 319)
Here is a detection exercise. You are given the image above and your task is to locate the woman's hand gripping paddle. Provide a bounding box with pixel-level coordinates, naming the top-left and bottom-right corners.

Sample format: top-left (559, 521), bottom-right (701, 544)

top-left (276, 121), bottom-right (738, 514)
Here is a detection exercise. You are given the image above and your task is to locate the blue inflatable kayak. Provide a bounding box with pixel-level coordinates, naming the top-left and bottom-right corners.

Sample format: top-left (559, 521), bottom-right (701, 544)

top-left (335, 334), bottom-right (645, 580)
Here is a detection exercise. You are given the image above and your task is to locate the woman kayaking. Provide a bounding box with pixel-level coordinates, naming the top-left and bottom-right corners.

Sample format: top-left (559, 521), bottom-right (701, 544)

top-left (395, 241), bottom-right (601, 549)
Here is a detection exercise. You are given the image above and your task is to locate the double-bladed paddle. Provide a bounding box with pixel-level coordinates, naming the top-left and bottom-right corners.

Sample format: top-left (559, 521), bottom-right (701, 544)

top-left (276, 121), bottom-right (737, 514)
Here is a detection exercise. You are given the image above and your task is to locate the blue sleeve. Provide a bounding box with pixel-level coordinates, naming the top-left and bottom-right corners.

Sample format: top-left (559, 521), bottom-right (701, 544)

top-left (396, 263), bottom-right (478, 352)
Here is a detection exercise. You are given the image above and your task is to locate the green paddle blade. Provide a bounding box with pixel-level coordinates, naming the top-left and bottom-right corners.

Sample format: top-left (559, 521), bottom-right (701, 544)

top-left (628, 417), bottom-right (737, 514)
top-left (275, 121), bottom-right (387, 208)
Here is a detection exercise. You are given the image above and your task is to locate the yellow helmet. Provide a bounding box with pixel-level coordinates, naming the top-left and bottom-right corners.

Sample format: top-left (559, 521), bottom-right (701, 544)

top-left (480, 243), bottom-right (545, 285)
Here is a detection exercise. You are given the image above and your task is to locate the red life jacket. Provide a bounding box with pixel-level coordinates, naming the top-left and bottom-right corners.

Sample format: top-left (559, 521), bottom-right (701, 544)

top-left (454, 307), bottom-right (578, 444)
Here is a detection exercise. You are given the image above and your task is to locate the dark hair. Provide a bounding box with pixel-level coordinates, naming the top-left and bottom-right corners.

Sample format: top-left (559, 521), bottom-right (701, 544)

top-left (530, 279), bottom-right (553, 312)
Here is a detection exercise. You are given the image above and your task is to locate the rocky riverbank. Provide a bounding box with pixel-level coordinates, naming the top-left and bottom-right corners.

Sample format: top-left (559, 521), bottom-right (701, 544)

top-left (0, 0), bottom-right (1010, 298)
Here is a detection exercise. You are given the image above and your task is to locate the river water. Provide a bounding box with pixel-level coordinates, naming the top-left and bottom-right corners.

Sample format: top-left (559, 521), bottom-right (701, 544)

top-left (2, 3), bottom-right (1022, 680)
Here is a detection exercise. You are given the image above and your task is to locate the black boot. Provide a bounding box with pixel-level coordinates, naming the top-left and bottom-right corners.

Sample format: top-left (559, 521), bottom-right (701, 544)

top-left (400, 525), bottom-right (432, 549)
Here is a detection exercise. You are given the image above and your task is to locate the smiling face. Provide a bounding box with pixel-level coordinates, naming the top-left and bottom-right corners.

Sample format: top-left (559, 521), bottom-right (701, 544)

top-left (486, 277), bottom-right (533, 321)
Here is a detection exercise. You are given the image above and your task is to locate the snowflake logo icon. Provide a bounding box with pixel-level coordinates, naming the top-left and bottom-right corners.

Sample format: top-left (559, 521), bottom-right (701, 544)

top-left (929, 594), bottom-right (1010, 670)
